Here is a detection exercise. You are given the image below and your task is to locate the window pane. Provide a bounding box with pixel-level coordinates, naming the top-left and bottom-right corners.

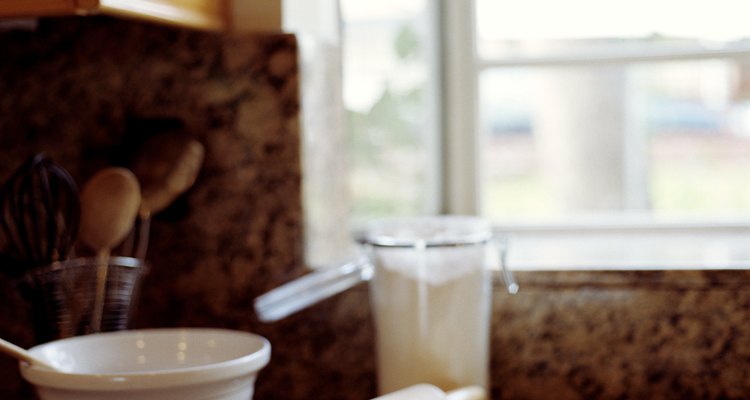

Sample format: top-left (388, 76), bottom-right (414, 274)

top-left (480, 60), bottom-right (750, 219)
top-left (476, 0), bottom-right (750, 60)
top-left (341, 0), bottom-right (436, 224)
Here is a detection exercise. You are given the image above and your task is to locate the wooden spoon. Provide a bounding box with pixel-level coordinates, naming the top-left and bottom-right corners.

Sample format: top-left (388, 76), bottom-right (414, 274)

top-left (130, 133), bottom-right (205, 259)
top-left (78, 167), bottom-right (141, 333)
top-left (0, 336), bottom-right (58, 371)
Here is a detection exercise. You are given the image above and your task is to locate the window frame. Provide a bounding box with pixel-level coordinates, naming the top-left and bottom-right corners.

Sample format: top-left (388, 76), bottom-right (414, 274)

top-left (438, 0), bottom-right (481, 215)
top-left (441, 0), bottom-right (750, 215)
top-left (436, 0), bottom-right (750, 270)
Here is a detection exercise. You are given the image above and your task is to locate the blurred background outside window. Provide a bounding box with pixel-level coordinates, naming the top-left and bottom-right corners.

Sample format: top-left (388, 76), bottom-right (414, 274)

top-left (341, 1), bottom-right (438, 225)
top-left (476, 0), bottom-right (750, 222)
top-left (336, 0), bottom-right (750, 269)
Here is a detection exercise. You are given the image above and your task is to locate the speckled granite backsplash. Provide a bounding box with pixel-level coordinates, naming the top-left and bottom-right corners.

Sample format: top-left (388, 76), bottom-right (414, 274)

top-left (1, 17), bottom-right (750, 400)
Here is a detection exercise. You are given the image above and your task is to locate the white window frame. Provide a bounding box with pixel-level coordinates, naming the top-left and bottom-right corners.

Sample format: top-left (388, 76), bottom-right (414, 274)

top-left (437, 0), bottom-right (750, 269)
top-left (438, 0), bottom-right (481, 215)
top-left (440, 0), bottom-right (750, 215)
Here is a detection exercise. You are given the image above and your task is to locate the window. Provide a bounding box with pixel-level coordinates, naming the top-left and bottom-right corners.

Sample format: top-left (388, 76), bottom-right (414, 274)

top-left (341, 1), bottom-right (439, 224)
top-left (339, 0), bottom-right (750, 269)
top-left (474, 0), bottom-right (750, 221)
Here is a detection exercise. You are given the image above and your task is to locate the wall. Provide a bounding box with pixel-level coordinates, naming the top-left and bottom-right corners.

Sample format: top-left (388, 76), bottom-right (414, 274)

top-left (0, 16), bottom-right (323, 399)
top-left (0, 15), bottom-right (749, 400)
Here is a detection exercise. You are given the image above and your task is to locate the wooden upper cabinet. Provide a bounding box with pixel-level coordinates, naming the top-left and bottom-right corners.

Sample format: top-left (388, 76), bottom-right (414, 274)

top-left (0, 0), bottom-right (282, 32)
top-left (0, 0), bottom-right (85, 17)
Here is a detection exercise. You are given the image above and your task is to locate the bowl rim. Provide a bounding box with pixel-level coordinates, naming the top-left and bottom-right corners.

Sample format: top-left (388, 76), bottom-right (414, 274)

top-left (20, 328), bottom-right (271, 391)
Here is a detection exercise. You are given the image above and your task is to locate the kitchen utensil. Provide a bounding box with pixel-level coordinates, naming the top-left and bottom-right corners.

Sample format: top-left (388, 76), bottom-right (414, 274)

top-left (129, 133), bottom-right (204, 259)
top-left (255, 216), bottom-right (518, 395)
top-left (0, 336), bottom-right (58, 371)
top-left (25, 256), bottom-right (147, 342)
top-left (20, 328), bottom-right (271, 400)
top-left (78, 167), bottom-right (141, 333)
top-left (254, 219), bottom-right (518, 322)
top-left (372, 384), bottom-right (487, 400)
top-left (373, 384), bottom-right (445, 400)
top-left (0, 154), bottom-right (80, 273)
top-left (445, 386), bottom-right (487, 400)
top-left (255, 256), bottom-right (373, 322)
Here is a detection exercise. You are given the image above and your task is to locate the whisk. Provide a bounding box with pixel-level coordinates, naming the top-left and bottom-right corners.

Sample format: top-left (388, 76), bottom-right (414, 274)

top-left (0, 154), bottom-right (80, 275)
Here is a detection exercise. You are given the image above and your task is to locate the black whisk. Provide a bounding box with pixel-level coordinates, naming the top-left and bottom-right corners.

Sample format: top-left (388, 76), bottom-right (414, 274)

top-left (0, 154), bottom-right (80, 275)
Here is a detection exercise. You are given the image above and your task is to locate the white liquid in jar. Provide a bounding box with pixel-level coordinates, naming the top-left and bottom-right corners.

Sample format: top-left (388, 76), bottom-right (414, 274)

top-left (369, 244), bottom-right (491, 395)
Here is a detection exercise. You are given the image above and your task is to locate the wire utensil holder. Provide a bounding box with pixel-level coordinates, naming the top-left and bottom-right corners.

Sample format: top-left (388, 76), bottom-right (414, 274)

top-left (20, 256), bottom-right (147, 343)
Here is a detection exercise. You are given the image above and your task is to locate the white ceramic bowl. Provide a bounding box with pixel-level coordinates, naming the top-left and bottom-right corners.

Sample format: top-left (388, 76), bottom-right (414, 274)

top-left (20, 328), bottom-right (271, 400)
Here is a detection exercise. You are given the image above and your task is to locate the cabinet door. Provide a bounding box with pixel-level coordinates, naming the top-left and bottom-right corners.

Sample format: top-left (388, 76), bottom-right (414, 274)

top-left (0, 0), bottom-right (80, 17)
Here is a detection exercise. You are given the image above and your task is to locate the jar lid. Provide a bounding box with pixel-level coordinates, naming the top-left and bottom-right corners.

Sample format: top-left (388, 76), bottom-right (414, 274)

top-left (359, 216), bottom-right (492, 248)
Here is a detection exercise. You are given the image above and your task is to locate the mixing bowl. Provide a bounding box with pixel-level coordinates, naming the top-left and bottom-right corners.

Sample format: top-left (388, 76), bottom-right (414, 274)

top-left (19, 328), bottom-right (271, 400)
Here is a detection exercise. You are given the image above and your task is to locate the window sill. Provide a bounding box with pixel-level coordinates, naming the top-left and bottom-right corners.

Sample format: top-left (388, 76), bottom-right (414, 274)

top-left (494, 216), bottom-right (750, 271)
